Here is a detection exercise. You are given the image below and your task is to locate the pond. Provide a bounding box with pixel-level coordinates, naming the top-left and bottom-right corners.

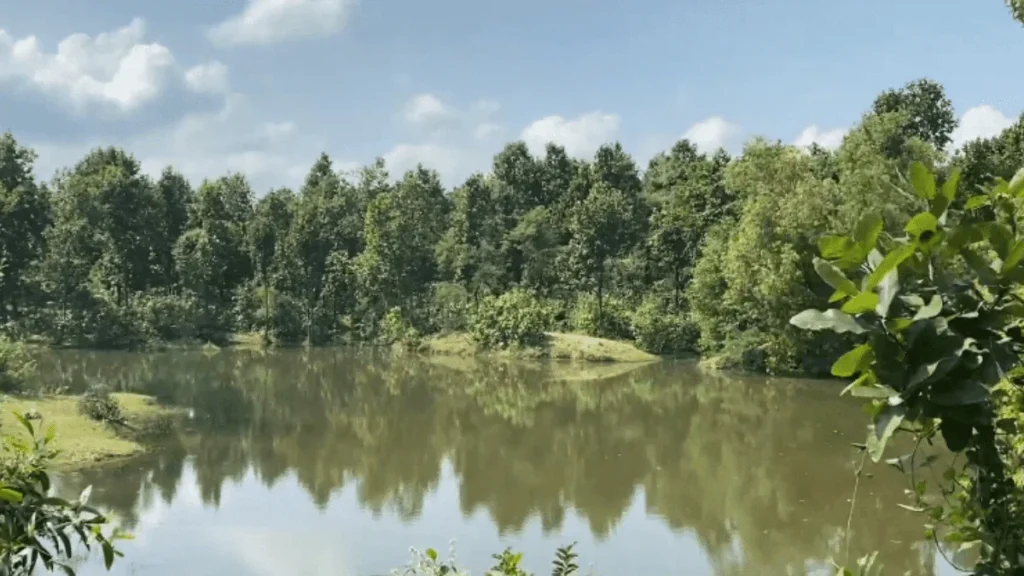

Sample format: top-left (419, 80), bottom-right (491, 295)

top-left (30, 349), bottom-right (957, 575)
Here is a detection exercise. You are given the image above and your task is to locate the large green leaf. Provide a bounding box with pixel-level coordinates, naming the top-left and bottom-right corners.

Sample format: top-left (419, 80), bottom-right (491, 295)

top-left (905, 212), bottom-right (938, 240)
top-left (813, 257), bottom-right (859, 297)
top-left (964, 195), bottom-right (991, 210)
top-left (868, 405), bottom-right (906, 462)
top-left (864, 244), bottom-right (916, 291)
top-left (0, 487), bottom-right (24, 503)
top-left (1009, 167), bottom-right (1024, 197)
top-left (789, 309), bottom-right (867, 334)
top-left (852, 213), bottom-right (883, 250)
top-left (831, 343), bottom-right (874, 377)
top-left (930, 169), bottom-right (961, 218)
top-left (1002, 240), bottom-right (1024, 274)
top-left (909, 162), bottom-right (936, 200)
top-left (818, 235), bottom-right (853, 259)
top-left (841, 291), bottom-right (880, 314)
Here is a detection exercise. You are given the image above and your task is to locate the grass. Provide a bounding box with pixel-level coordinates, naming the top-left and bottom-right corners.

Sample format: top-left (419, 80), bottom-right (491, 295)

top-left (421, 331), bottom-right (659, 363)
top-left (0, 393), bottom-right (181, 469)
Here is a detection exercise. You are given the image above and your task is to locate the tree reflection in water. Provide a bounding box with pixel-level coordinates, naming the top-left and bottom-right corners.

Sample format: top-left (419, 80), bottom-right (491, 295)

top-left (38, 349), bottom-right (942, 575)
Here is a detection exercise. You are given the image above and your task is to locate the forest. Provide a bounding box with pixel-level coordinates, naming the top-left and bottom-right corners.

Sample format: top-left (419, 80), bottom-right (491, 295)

top-left (0, 76), bottom-right (1020, 375)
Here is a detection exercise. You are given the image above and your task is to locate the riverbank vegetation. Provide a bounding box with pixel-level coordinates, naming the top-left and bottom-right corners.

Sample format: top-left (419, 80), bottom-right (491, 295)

top-left (0, 72), bottom-right (1013, 370)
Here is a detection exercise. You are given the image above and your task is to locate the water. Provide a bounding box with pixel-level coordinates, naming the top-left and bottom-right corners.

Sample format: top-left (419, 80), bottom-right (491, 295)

top-left (28, 349), bottom-right (955, 575)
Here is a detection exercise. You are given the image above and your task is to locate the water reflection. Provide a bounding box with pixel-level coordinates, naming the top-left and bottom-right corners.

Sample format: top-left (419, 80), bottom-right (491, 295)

top-left (34, 350), bottom-right (946, 575)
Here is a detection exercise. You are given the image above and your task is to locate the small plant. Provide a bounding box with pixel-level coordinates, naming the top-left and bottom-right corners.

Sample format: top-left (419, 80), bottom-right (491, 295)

top-left (391, 543), bottom-right (580, 576)
top-left (0, 414), bottom-right (128, 574)
top-left (78, 384), bottom-right (123, 424)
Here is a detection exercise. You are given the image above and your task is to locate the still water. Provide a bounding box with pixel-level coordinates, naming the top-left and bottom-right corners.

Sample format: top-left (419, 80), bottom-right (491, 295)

top-left (30, 349), bottom-right (956, 575)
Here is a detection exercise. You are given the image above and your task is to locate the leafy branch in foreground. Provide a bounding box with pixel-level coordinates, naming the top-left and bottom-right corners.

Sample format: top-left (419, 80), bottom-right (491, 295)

top-left (791, 162), bottom-right (1024, 573)
top-left (391, 543), bottom-right (580, 576)
top-left (0, 412), bottom-right (130, 575)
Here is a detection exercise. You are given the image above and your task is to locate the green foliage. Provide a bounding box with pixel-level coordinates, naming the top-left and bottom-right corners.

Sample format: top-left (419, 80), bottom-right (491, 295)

top-left (137, 292), bottom-right (200, 342)
top-left (631, 295), bottom-right (698, 355)
top-left (78, 384), bottom-right (123, 424)
top-left (469, 289), bottom-right (551, 349)
top-left (1009, 0), bottom-right (1024, 25)
top-left (429, 282), bottom-right (471, 333)
top-left (391, 544), bottom-right (579, 576)
top-left (791, 162), bottom-right (1024, 573)
top-left (568, 293), bottom-right (632, 341)
top-left (0, 415), bottom-right (126, 574)
top-left (381, 307), bottom-right (421, 348)
top-left (0, 336), bottom-right (34, 393)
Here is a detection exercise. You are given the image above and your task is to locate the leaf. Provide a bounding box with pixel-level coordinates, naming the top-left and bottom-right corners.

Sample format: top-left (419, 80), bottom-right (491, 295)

top-left (1009, 167), bottom-right (1024, 197)
top-left (868, 405), bottom-right (906, 462)
top-left (930, 169), bottom-right (961, 218)
top-left (912, 295), bottom-right (942, 321)
top-left (828, 290), bottom-right (847, 303)
top-left (0, 487), bottom-right (24, 503)
top-left (814, 258), bottom-right (859, 297)
top-left (102, 541), bottom-right (115, 569)
top-left (831, 344), bottom-right (874, 378)
top-left (964, 195), bottom-right (991, 210)
top-left (940, 418), bottom-right (972, 452)
top-left (875, 262), bottom-right (899, 318)
top-left (864, 244), bottom-right (916, 291)
top-left (13, 411), bottom-right (34, 437)
top-left (841, 291), bottom-right (879, 315)
top-left (905, 212), bottom-right (938, 240)
top-left (909, 162), bottom-right (936, 200)
top-left (426, 548), bottom-right (438, 561)
top-left (789, 309), bottom-right (867, 334)
top-left (931, 380), bottom-right (990, 407)
top-left (1003, 240), bottom-right (1024, 274)
top-left (818, 235), bottom-right (853, 259)
top-left (79, 485), bottom-right (92, 506)
top-left (852, 213), bottom-right (883, 250)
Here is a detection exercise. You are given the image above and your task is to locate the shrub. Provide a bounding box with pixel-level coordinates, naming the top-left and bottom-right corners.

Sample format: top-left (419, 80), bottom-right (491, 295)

top-left (631, 296), bottom-right (699, 355)
top-left (78, 384), bottom-right (123, 424)
top-left (469, 289), bottom-right (550, 349)
top-left (568, 293), bottom-right (632, 340)
top-left (381, 307), bottom-right (421, 348)
top-left (0, 415), bottom-right (126, 574)
top-left (138, 292), bottom-right (200, 342)
top-left (0, 336), bottom-right (34, 393)
top-left (391, 543), bottom-right (578, 576)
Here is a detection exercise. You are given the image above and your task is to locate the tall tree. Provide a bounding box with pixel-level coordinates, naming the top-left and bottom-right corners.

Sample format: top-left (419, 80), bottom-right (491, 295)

top-left (0, 133), bottom-right (49, 320)
top-left (565, 182), bottom-right (630, 330)
top-left (249, 187), bottom-right (295, 340)
top-left (870, 78), bottom-right (957, 151)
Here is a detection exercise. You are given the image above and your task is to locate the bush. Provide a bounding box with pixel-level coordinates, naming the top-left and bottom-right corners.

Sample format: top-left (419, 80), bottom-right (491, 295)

top-left (631, 296), bottom-right (699, 355)
top-left (391, 543), bottom-right (578, 576)
top-left (428, 282), bottom-right (470, 334)
top-left (78, 384), bottom-right (123, 424)
top-left (568, 293), bottom-right (633, 340)
top-left (138, 292), bottom-right (200, 342)
top-left (1, 415), bottom-right (126, 574)
top-left (381, 307), bottom-right (421, 348)
top-left (469, 289), bottom-right (551, 349)
top-left (0, 336), bottom-right (34, 393)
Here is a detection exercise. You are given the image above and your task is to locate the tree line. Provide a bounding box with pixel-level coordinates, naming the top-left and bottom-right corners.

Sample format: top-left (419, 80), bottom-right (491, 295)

top-left (0, 78), bottom-right (1021, 373)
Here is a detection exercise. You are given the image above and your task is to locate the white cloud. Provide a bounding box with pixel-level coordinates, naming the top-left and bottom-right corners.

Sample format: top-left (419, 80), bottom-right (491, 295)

top-left (682, 116), bottom-right (739, 153)
top-left (32, 94), bottom-right (344, 193)
top-left (950, 105), bottom-right (1016, 150)
top-left (208, 0), bottom-right (352, 46)
top-left (520, 112), bottom-right (621, 158)
top-left (184, 61), bottom-right (229, 94)
top-left (403, 93), bottom-right (450, 125)
top-left (793, 125), bottom-right (847, 150)
top-left (0, 18), bottom-right (175, 112)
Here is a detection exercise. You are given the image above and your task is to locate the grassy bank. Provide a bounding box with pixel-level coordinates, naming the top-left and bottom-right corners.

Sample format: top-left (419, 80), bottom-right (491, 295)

top-left (420, 331), bottom-right (659, 363)
top-left (0, 393), bottom-right (181, 469)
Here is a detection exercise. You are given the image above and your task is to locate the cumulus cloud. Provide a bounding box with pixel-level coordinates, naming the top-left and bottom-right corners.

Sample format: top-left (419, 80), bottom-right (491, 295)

top-left (208, 0), bottom-right (353, 46)
top-left (383, 143), bottom-right (464, 179)
top-left (0, 18), bottom-right (175, 112)
top-left (520, 112), bottom-right (620, 158)
top-left (682, 116), bottom-right (739, 153)
top-left (32, 94), bottom-right (342, 193)
top-left (184, 61), bottom-right (229, 94)
top-left (950, 105), bottom-right (1017, 150)
top-left (793, 125), bottom-right (847, 150)
top-left (403, 93), bottom-right (450, 125)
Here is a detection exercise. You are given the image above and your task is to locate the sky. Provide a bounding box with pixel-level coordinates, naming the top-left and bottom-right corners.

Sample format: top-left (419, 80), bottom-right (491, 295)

top-left (1, 0), bottom-right (1022, 192)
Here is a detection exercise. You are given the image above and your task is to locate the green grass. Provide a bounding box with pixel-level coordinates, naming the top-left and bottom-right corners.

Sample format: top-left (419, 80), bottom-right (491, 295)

top-left (1, 393), bottom-right (182, 469)
top-left (421, 331), bottom-right (659, 363)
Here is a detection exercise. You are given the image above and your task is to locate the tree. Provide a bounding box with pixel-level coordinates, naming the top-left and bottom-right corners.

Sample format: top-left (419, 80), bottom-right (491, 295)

top-left (0, 133), bottom-right (49, 321)
top-left (1009, 0), bottom-right (1024, 25)
top-left (565, 182), bottom-right (630, 332)
top-left (870, 78), bottom-right (957, 151)
top-left (153, 168), bottom-right (194, 288)
top-left (248, 188), bottom-right (294, 340)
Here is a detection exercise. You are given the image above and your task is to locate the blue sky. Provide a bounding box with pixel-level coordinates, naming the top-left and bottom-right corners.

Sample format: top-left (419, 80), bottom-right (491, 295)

top-left (1, 0), bottom-right (1022, 192)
